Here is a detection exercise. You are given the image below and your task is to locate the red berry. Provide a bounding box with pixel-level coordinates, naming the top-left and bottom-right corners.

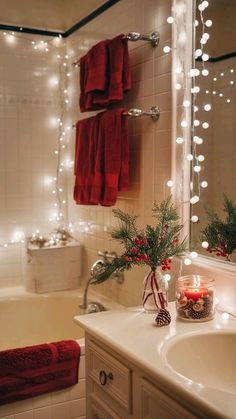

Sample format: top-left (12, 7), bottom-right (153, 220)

top-left (132, 247), bottom-right (138, 254)
top-left (135, 238), bottom-right (141, 246)
top-left (142, 239), bottom-right (147, 245)
top-left (124, 256), bottom-right (130, 262)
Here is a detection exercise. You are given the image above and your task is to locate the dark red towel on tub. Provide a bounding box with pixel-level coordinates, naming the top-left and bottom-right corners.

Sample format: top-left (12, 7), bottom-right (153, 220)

top-left (74, 108), bottom-right (129, 206)
top-left (79, 34), bottom-right (131, 112)
top-left (0, 340), bottom-right (80, 405)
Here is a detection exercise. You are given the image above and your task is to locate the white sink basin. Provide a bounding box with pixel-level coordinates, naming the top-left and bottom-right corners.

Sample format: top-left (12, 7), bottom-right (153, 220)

top-left (163, 330), bottom-right (236, 394)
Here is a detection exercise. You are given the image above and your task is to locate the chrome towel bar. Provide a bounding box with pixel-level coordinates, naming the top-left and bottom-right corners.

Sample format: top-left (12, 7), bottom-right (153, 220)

top-left (72, 31), bottom-right (160, 66)
top-left (72, 106), bottom-right (160, 127)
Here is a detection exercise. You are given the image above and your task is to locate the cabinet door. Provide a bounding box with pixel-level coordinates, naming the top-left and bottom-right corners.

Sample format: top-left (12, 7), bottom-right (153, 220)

top-left (90, 393), bottom-right (122, 419)
top-left (140, 378), bottom-right (197, 419)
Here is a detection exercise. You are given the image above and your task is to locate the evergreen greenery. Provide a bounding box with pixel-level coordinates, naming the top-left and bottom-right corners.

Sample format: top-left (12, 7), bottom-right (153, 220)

top-left (91, 196), bottom-right (186, 284)
top-left (200, 194), bottom-right (236, 261)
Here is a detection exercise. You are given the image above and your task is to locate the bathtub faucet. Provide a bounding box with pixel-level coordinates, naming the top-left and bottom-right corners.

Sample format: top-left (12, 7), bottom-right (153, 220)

top-left (79, 253), bottom-right (124, 313)
top-left (79, 259), bottom-right (107, 312)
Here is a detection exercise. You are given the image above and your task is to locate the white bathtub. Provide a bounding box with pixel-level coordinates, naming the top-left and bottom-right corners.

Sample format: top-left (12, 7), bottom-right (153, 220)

top-left (0, 287), bottom-right (121, 419)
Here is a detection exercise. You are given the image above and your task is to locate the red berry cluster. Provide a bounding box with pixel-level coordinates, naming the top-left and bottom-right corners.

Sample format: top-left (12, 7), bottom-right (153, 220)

top-left (123, 237), bottom-right (149, 265)
top-left (207, 244), bottom-right (228, 258)
top-left (161, 259), bottom-right (172, 271)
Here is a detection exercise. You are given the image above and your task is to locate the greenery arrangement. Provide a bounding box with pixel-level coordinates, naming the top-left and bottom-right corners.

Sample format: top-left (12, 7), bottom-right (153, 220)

top-left (201, 194), bottom-right (236, 262)
top-left (91, 196), bottom-right (186, 284)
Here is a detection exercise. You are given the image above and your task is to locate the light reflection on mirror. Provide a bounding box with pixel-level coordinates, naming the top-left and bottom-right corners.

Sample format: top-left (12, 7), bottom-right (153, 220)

top-left (190, 0), bottom-right (236, 263)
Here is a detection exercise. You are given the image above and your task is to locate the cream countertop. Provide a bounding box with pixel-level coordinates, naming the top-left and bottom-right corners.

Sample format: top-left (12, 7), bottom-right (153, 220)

top-left (74, 303), bottom-right (236, 419)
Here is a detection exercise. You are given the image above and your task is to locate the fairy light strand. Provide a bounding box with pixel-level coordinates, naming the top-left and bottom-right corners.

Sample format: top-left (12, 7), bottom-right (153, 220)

top-left (0, 30), bottom-right (73, 248)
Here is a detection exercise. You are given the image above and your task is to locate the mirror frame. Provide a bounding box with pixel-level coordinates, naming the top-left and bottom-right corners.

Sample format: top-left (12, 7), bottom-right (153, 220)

top-left (172, 0), bottom-right (236, 275)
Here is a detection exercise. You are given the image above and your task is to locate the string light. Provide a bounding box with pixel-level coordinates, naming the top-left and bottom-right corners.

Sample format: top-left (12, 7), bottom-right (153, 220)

top-left (0, 29), bottom-right (74, 249)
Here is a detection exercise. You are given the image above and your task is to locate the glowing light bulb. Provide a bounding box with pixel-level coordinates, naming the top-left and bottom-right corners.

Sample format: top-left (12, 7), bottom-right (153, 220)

top-left (181, 120), bottom-right (188, 128)
top-left (191, 215), bottom-right (199, 223)
top-left (3, 243), bottom-right (8, 248)
top-left (195, 49), bottom-right (202, 57)
top-left (175, 67), bottom-right (182, 74)
top-left (202, 54), bottom-right (209, 61)
top-left (166, 180), bottom-right (174, 187)
top-left (193, 136), bottom-right (203, 145)
top-left (163, 45), bottom-right (171, 53)
top-left (198, 155), bottom-right (205, 162)
top-left (204, 104), bottom-right (211, 111)
top-left (230, 69), bottom-right (234, 73)
top-left (193, 165), bottom-right (201, 173)
top-left (194, 120), bottom-right (200, 126)
top-left (194, 106), bottom-right (199, 112)
top-left (220, 72), bottom-right (224, 77)
top-left (186, 154), bottom-right (193, 161)
top-left (205, 90), bottom-right (209, 94)
top-left (202, 122), bottom-right (209, 129)
top-left (167, 16), bottom-right (174, 24)
top-left (176, 137), bottom-right (184, 144)
top-left (183, 100), bottom-right (191, 107)
top-left (227, 99), bottom-right (231, 103)
top-left (189, 68), bottom-right (200, 77)
top-left (221, 312), bottom-right (229, 320)
top-left (201, 181), bottom-right (208, 188)
top-left (57, 54), bottom-right (61, 59)
top-left (195, 20), bottom-right (199, 27)
top-left (205, 20), bottom-right (213, 27)
top-left (54, 150), bottom-right (59, 155)
top-left (202, 241), bottom-right (209, 249)
top-left (230, 80), bottom-right (234, 85)
top-left (191, 86), bottom-right (200, 94)
top-left (213, 91), bottom-right (216, 95)
top-left (202, 69), bottom-right (209, 76)
top-left (190, 195), bottom-right (199, 204)
top-left (184, 258), bottom-right (192, 266)
top-left (190, 251), bottom-right (198, 259)
top-left (175, 83), bottom-right (182, 90)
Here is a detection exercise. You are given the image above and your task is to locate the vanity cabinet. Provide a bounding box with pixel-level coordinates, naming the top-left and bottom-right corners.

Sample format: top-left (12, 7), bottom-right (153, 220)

top-left (85, 334), bottom-right (197, 419)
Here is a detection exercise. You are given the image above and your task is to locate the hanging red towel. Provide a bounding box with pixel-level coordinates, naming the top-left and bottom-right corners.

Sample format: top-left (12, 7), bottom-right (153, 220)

top-left (79, 34), bottom-right (131, 112)
top-left (0, 340), bottom-right (80, 405)
top-left (74, 108), bottom-right (129, 206)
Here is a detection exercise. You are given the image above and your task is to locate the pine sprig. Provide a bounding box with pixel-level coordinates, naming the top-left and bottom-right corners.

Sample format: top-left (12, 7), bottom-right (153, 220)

top-left (201, 194), bottom-right (236, 260)
top-left (93, 196), bottom-right (186, 284)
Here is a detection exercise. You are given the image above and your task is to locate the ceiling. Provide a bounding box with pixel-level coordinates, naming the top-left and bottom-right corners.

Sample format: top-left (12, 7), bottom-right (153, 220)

top-left (0, 0), bottom-right (106, 32)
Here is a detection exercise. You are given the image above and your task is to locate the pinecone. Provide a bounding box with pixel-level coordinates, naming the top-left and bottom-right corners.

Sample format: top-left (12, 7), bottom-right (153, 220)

top-left (188, 297), bottom-right (212, 320)
top-left (155, 308), bottom-right (171, 327)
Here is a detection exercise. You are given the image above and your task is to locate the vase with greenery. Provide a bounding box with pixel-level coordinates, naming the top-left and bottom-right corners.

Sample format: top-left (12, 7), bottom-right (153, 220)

top-left (92, 196), bottom-right (186, 314)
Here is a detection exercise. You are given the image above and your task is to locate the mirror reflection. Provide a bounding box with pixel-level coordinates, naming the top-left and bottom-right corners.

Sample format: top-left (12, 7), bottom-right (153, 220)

top-left (191, 0), bottom-right (236, 263)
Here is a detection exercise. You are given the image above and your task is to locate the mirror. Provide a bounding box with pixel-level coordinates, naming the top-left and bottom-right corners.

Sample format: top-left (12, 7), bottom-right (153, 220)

top-left (190, 0), bottom-right (236, 263)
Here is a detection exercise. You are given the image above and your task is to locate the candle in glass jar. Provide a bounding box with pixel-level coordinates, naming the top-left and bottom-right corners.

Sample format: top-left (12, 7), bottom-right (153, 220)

top-left (183, 288), bottom-right (208, 300)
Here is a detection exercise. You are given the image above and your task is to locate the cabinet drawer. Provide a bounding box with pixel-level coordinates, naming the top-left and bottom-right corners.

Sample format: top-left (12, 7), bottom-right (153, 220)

top-left (90, 393), bottom-right (122, 419)
top-left (88, 340), bottom-right (132, 413)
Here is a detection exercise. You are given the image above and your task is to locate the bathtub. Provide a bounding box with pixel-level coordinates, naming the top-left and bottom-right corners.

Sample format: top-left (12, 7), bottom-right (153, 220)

top-left (0, 287), bottom-right (121, 419)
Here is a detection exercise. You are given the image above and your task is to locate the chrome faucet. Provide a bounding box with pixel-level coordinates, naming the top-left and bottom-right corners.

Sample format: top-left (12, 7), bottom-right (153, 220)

top-left (79, 259), bottom-right (106, 312)
top-left (79, 253), bottom-right (124, 313)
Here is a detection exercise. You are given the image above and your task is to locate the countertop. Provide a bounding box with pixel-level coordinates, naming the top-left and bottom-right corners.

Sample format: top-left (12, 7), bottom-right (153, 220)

top-left (74, 303), bottom-right (236, 419)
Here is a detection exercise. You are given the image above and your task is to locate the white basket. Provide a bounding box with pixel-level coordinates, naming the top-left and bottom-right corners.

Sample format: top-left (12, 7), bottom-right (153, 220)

top-left (23, 243), bottom-right (82, 293)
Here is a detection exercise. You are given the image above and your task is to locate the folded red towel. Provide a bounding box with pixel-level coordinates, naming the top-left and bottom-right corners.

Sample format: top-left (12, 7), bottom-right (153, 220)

top-left (0, 340), bottom-right (80, 405)
top-left (74, 108), bottom-right (129, 206)
top-left (79, 34), bottom-right (131, 112)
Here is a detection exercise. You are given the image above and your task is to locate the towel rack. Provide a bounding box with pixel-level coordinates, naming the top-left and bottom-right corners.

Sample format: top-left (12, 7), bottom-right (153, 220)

top-left (72, 31), bottom-right (160, 67)
top-left (72, 107), bottom-right (160, 127)
top-left (123, 106), bottom-right (160, 121)
top-left (124, 31), bottom-right (160, 47)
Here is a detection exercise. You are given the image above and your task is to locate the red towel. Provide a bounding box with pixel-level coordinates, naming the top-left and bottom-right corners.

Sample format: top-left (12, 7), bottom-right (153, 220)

top-left (79, 34), bottom-right (131, 112)
top-left (0, 340), bottom-right (80, 405)
top-left (74, 108), bottom-right (129, 206)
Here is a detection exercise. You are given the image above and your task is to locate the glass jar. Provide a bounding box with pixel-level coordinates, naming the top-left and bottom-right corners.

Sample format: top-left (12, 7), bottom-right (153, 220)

top-left (176, 275), bottom-right (215, 322)
top-left (142, 268), bottom-right (168, 313)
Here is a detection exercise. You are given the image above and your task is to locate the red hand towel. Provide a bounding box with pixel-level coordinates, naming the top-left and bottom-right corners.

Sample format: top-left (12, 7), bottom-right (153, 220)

top-left (0, 340), bottom-right (80, 405)
top-left (73, 108), bottom-right (129, 206)
top-left (79, 34), bottom-right (131, 112)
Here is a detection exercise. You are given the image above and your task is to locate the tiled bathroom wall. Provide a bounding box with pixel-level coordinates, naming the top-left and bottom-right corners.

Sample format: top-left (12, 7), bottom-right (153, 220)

top-left (0, 36), bottom-right (67, 287)
top-left (66, 0), bottom-right (172, 306)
